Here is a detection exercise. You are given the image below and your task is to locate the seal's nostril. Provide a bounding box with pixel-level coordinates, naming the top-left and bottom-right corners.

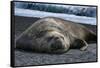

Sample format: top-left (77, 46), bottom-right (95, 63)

top-left (51, 43), bottom-right (56, 50)
top-left (57, 44), bottom-right (63, 49)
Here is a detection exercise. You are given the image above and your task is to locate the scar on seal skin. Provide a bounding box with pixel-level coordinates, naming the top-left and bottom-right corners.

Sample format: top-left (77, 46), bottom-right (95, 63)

top-left (15, 17), bottom-right (97, 54)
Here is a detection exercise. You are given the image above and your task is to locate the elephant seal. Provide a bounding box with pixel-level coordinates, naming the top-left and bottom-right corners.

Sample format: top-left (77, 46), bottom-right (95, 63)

top-left (15, 17), bottom-right (97, 53)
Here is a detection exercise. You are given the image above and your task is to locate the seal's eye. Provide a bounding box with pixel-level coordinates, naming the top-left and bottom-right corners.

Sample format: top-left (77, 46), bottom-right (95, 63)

top-left (47, 36), bottom-right (54, 42)
top-left (60, 36), bottom-right (64, 40)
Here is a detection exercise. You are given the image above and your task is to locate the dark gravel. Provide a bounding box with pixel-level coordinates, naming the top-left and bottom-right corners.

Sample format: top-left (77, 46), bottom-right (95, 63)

top-left (14, 16), bottom-right (97, 67)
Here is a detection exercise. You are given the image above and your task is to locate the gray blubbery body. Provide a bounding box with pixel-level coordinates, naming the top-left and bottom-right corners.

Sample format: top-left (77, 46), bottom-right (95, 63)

top-left (16, 17), bottom-right (96, 53)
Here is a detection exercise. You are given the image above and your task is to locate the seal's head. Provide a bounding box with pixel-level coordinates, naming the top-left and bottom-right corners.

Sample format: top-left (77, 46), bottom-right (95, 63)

top-left (36, 29), bottom-right (70, 53)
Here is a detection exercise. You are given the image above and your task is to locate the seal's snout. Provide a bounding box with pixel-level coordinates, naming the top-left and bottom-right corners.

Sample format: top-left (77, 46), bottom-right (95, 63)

top-left (50, 38), bottom-right (65, 51)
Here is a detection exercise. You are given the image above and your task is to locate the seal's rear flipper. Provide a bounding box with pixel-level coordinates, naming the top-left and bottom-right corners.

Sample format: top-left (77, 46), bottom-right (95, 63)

top-left (87, 30), bottom-right (97, 43)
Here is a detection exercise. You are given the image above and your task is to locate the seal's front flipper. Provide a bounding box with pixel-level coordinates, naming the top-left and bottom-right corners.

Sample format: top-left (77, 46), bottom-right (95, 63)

top-left (71, 38), bottom-right (88, 51)
top-left (79, 40), bottom-right (88, 51)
